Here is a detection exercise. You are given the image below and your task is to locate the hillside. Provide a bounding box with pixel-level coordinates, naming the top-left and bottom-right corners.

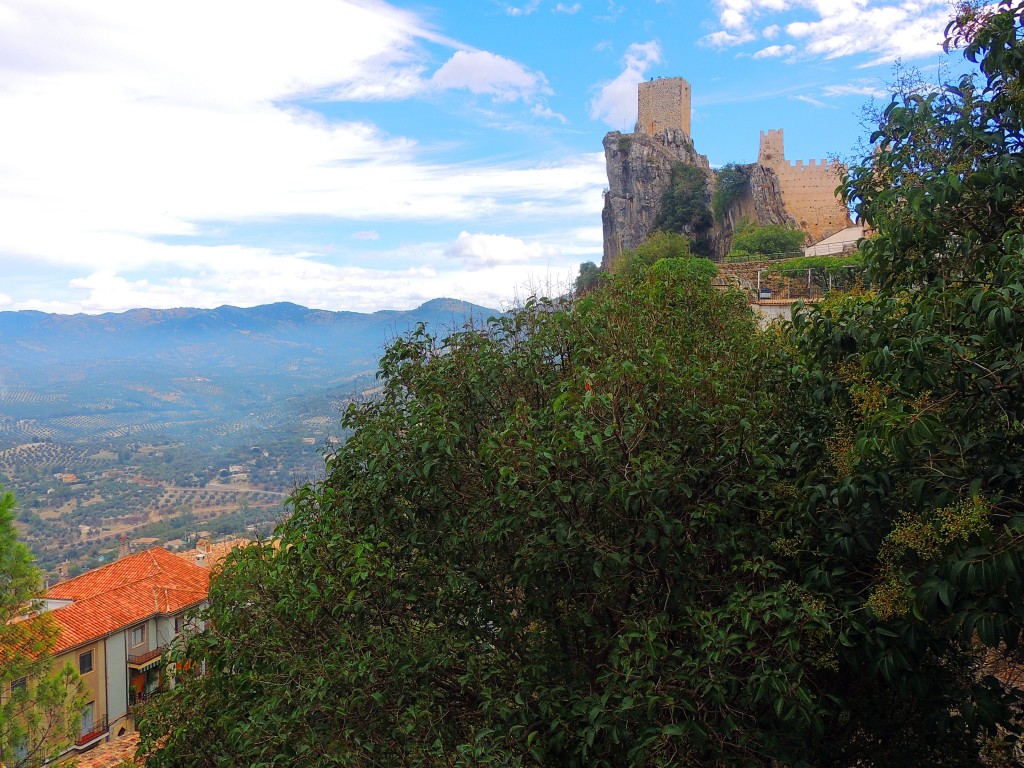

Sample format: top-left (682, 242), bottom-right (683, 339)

top-left (0, 299), bottom-right (495, 571)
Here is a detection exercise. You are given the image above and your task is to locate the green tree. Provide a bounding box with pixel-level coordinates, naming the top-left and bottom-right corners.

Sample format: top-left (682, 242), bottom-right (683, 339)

top-left (712, 163), bottom-right (749, 223)
top-left (784, 1), bottom-right (1024, 762)
top-left (654, 162), bottom-right (713, 255)
top-left (728, 219), bottom-right (805, 260)
top-left (0, 488), bottom-right (86, 768)
top-left (573, 261), bottom-right (604, 294)
top-left (140, 258), bottom-right (837, 767)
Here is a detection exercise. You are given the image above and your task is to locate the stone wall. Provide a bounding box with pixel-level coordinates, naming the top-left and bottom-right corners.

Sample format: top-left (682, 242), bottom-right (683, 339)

top-left (637, 77), bottom-right (691, 138)
top-left (757, 129), bottom-right (852, 243)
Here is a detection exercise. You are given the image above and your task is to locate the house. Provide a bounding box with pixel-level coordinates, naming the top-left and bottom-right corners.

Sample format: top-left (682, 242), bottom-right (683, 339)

top-left (176, 538), bottom-right (250, 572)
top-left (10, 548), bottom-right (210, 757)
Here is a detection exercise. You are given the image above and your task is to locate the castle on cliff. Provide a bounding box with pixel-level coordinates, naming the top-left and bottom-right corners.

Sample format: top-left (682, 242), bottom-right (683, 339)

top-left (601, 77), bottom-right (853, 269)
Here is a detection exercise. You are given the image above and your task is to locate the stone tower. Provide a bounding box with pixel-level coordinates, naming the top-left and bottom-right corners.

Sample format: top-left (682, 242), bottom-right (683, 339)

top-left (758, 129), bottom-right (785, 165)
top-left (637, 77), bottom-right (691, 138)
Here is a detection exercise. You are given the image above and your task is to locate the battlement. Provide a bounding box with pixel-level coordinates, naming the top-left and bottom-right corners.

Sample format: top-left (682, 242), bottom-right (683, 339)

top-left (790, 158), bottom-right (837, 169)
top-left (637, 77), bottom-right (691, 138)
top-left (756, 128), bottom-right (850, 242)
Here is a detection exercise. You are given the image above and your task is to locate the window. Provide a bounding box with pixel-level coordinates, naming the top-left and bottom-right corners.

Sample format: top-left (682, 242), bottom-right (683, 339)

top-left (131, 624), bottom-right (146, 647)
top-left (80, 701), bottom-right (95, 737)
top-left (12, 736), bottom-right (28, 765)
top-left (79, 650), bottom-right (93, 674)
top-left (174, 615), bottom-right (183, 634)
top-left (10, 676), bottom-right (27, 694)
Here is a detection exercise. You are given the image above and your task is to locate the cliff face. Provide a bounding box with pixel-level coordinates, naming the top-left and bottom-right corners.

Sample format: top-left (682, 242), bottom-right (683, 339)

top-left (601, 130), bottom-right (795, 269)
top-left (708, 163), bottom-right (794, 258)
top-left (601, 129), bottom-right (710, 272)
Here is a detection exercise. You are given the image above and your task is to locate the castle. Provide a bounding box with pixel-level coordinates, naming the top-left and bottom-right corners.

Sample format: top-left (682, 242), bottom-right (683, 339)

top-left (601, 77), bottom-right (852, 265)
top-left (755, 128), bottom-right (851, 242)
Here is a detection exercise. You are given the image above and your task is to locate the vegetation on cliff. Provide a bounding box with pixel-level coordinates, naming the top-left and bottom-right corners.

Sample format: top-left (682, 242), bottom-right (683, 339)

top-left (653, 162), bottom-right (713, 256)
top-left (138, 3), bottom-right (1024, 765)
top-left (711, 163), bottom-right (749, 224)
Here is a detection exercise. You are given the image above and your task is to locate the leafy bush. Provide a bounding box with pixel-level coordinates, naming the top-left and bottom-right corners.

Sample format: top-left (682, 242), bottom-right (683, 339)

top-left (618, 230), bottom-right (691, 270)
top-left (140, 259), bottom-right (836, 768)
top-left (728, 220), bottom-right (805, 260)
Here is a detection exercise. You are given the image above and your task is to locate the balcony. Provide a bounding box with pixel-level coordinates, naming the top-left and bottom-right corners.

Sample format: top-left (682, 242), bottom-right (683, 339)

top-left (76, 715), bottom-right (108, 747)
top-left (127, 645), bottom-right (166, 666)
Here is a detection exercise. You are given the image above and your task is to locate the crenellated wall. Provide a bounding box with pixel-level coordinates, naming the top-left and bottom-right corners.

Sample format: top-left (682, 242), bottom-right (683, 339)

top-left (757, 129), bottom-right (852, 243)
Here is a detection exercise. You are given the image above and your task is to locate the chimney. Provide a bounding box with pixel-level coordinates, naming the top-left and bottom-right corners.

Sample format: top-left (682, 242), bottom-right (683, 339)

top-left (56, 561), bottom-right (69, 583)
top-left (118, 534), bottom-right (130, 560)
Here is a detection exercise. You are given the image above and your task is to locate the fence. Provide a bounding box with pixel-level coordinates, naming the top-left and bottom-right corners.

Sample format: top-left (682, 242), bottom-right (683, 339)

top-left (76, 715), bottom-right (108, 746)
top-left (754, 265), bottom-right (864, 301)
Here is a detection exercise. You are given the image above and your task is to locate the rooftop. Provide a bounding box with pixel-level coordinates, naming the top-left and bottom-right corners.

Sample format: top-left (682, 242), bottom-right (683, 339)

top-left (44, 548), bottom-right (209, 653)
top-left (175, 537), bottom-right (251, 572)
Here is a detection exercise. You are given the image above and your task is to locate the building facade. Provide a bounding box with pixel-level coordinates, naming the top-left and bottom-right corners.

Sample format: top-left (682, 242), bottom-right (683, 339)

top-left (2, 548), bottom-right (210, 760)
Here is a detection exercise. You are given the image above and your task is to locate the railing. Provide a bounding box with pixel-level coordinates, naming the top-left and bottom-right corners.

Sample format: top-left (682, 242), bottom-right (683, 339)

top-left (130, 689), bottom-right (156, 706)
top-left (128, 645), bottom-right (165, 665)
top-left (76, 715), bottom-right (107, 746)
top-left (803, 238), bottom-right (862, 257)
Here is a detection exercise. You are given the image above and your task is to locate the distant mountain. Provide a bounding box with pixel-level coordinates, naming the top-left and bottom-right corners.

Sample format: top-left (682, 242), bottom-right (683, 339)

top-left (0, 299), bottom-right (497, 447)
top-left (0, 299), bottom-right (495, 370)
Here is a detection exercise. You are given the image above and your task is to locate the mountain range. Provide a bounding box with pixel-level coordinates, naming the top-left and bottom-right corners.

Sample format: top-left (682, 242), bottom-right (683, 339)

top-left (0, 298), bottom-right (495, 448)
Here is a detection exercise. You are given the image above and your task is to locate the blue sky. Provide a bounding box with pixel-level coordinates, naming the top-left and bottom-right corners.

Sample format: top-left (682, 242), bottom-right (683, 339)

top-left (0, 0), bottom-right (959, 314)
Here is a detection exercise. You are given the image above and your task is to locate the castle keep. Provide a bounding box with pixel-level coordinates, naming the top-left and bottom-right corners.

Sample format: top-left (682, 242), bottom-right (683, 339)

top-left (637, 77), bottom-right (691, 138)
top-left (601, 78), bottom-right (853, 268)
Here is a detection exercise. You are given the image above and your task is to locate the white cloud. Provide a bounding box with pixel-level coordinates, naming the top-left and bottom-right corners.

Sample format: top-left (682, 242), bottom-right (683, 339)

top-left (822, 81), bottom-right (888, 98)
top-left (702, 28), bottom-right (758, 47)
top-left (431, 50), bottom-right (551, 102)
top-left (791, 93), bottom-right (830, 108)
top-left (352, 231), bottom-right (381, 241)
top-left (506, 0), bottom-right (541, 15)
top-left (752, 43), bottom-right (796, 58)
top-left (702, 0), bottom-right (953, 64)
top-left (0, 0), bottom-right (605, 310)
top-left (589, 41), bottom-right (662, 129)
top-left (554, 2), bottom-right (582, 13)
top-left (28, 227), bottom-right (600, 314)
top-left (445, 231), bottom-right (562, 270)
top-left (532, 103), bottom-right (569, 123)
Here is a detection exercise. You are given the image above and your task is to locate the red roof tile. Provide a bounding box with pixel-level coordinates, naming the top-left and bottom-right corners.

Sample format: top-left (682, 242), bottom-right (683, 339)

top-left (175, 537), bottom-right (251, 572)
top-left (44, 548), bottom-right (209, 653)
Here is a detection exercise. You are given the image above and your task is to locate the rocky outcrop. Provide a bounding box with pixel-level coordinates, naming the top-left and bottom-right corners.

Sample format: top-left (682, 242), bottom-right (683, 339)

top-left (601, 130), bottom-right (796, 269)
top-left (601, 129), bottom-right (711, 272)
top-left (708, 163), bottom-right (795, 258)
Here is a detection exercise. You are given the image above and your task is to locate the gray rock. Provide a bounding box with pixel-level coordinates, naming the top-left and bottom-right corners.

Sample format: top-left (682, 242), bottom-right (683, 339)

top-left (601, 130), bottom-right (795, 269)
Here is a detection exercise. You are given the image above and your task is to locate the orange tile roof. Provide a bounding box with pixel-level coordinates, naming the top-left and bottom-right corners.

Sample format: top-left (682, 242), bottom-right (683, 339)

top-left (44, 548), bottom-right (209, 653)
top-left (76, 732), bottom-right (142, 767)
top-left (175, 538), bottom-right (251, 572)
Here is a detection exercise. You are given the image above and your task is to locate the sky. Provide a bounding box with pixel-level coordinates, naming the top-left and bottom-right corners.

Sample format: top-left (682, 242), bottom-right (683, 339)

top-left (0, 0), bottom-right (962, 315)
